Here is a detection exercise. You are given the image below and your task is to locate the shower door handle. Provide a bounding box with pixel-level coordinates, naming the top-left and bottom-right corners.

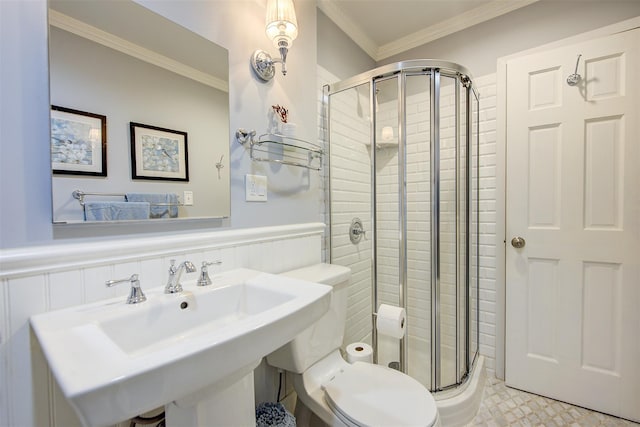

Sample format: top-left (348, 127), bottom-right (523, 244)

top-left (511, 237), bottom-right (526, 249)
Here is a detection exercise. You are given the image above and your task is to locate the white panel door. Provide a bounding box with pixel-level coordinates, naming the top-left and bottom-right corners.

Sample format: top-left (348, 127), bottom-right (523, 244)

top-left (505, 29), bottom-right (640, 421)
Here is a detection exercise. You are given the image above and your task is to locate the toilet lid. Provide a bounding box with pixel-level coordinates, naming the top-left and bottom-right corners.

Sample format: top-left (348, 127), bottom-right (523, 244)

top-left (322, 362), bottom-right (438, 427)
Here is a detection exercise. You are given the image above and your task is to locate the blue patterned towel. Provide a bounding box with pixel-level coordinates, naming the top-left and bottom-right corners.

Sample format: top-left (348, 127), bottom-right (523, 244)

top-left (125, 193), bottom-right (178, 218)
top-left (84, 202), bottom-right (150, 221)
top-left (255, 402), bottom-right (296, 427)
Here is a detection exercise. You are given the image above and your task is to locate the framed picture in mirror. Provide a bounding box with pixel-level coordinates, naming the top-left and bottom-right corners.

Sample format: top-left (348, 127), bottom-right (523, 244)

top-left (130, 122), bottom-right (189, 181)
top-left (50, 105), bottom-right (107, 176)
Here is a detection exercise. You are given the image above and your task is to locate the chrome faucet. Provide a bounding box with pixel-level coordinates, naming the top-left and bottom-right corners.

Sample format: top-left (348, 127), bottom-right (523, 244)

top-left (165, 259), bottom-right (196, 293)
top-left (106, 274), bottom-right (146, 304)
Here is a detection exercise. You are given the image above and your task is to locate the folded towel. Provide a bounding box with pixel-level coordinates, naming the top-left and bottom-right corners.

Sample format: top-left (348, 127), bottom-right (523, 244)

top-left (255, 402), bottom-right (296, 427)
top-left (125, 193), bottom-right (179, 218)
top-left (84, 201), bottom-right (150, 221)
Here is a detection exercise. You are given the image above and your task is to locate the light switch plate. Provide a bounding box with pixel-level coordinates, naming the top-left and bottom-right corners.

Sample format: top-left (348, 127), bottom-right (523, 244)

top-left (183, 191), bottom-right (194, 206)
top-left (245, 174), bottom-right (267, 202)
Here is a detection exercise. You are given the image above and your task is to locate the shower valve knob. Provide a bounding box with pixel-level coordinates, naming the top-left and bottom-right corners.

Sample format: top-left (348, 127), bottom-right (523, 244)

top-left (349, 218), bottom-right (367, 244)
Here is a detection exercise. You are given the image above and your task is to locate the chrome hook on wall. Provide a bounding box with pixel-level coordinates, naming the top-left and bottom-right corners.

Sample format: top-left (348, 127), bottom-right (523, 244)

top-left (215, 154), bottom-right (225, 179)
top-left (235, 128), bottom-right (257, 145)
top-left (566, 54), bottom-right (582, 86)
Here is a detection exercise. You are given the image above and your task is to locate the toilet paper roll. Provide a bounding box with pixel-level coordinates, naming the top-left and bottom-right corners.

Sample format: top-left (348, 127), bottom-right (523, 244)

top-left (346, 342), bottom-right (373, 364)
top-left (376, 304), bottom-right (406, 339)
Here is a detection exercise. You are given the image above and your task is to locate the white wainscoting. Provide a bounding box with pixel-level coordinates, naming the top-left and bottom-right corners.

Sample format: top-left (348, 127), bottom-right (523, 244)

top-left (0, 222), bottom-right (325, 427)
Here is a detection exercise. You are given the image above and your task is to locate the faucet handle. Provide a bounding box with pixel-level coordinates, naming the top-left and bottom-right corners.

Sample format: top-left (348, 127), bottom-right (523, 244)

top-left (168, 259), bottom-right (177, 274)
top-left (197, 260), bottom-right (222, 287)
top-left (106, 274), bottom-right (147, 304)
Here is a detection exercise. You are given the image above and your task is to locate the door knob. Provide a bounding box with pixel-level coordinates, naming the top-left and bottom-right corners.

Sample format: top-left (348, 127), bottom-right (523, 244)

top-left (511, 237), bottom-right (526, 248)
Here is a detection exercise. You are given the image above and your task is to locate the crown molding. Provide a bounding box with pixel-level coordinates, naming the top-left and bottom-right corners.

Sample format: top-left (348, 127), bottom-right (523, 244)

top-left (317, 0), bottom-right (379, 60)
top-left (49, 10), bottom-right (228, 93)
top-left (376, 0), bottom-right (539, 60)
top-left (318, 0), bottom-right (539, 62)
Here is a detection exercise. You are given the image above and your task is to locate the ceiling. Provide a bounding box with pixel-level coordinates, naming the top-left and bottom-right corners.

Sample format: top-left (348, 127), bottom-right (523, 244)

top-left (317, 0), bottom-right (539, 61)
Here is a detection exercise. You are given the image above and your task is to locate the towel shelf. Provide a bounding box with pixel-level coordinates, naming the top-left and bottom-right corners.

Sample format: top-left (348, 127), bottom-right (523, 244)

top-left (236, 129), bottom-right (323, 171)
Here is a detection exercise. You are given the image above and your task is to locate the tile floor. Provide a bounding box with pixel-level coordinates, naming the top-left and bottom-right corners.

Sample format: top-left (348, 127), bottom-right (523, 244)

top-left (466, 376), bottom-right (639, 427)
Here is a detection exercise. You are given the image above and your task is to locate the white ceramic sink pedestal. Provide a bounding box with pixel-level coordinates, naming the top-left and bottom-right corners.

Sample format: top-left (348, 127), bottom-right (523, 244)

top-left (30, 268), bottom-right (332, 426)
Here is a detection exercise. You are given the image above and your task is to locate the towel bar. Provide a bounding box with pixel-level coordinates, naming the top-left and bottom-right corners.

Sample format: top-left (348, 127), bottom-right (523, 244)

top-left (72, 190), bottom-right (184, 207)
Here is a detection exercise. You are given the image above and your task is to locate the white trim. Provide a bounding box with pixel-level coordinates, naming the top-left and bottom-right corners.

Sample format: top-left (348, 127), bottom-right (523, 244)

top-left (376, 0), bottom-right (539, 60)
top-left (49, 10), bottom-right (228, 93)
top-left (495, 15), bottom-right (640, 381)
top-left (495, 58), bottom-right (507, 381)
top-left (0, 223), bottom-right (325, 278)
top-left (318, 0), bottom-right (538, 61)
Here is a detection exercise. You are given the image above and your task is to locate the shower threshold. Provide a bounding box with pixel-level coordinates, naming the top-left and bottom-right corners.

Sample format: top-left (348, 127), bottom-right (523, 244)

top-left (434, 355), bottom-right (486, 427)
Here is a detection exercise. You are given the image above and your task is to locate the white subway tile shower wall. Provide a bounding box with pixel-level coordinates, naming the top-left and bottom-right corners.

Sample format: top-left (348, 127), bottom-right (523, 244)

top-left (318, 66), bottom-right (498, 380)
top-left (0, 223), bottom-right (324, 427)
top-left (473, 73), bottom-right (497, 377)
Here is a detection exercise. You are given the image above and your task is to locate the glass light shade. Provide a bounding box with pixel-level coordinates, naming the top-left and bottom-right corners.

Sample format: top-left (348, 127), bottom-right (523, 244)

top-left (265, 0), bottom-right (298, 49)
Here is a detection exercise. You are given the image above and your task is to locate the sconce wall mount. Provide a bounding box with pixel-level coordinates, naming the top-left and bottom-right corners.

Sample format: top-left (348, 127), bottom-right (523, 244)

top-left (251, 49), bottom-right (279, 81)
top-left (251, 0), bottom-right (298, 82)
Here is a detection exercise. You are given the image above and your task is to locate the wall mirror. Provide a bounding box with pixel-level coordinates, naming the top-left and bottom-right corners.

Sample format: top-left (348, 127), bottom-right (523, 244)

top-left (49, 0), bottom-right (230, 224)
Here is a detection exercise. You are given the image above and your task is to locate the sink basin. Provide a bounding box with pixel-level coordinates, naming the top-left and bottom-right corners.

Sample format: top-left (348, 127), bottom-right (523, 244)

top-left (30, 268), bottom-right (331, 426)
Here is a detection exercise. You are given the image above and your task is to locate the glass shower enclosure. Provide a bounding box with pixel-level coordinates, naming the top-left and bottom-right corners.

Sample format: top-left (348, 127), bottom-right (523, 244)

top-left (325, 60), bottom-right (479, 392)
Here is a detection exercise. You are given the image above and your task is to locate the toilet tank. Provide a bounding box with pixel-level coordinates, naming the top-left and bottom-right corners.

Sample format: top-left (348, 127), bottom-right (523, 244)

top-left (266, 263), bottom-right (351, 373)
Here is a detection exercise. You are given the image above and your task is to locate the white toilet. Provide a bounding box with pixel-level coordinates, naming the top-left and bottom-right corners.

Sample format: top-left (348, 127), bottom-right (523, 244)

top-left (267, 263), bottom-right (440, 427)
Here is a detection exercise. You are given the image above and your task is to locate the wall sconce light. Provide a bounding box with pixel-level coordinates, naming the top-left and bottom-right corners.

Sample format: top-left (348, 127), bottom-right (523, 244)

top-left (251, 0), bottom-right (298, 81)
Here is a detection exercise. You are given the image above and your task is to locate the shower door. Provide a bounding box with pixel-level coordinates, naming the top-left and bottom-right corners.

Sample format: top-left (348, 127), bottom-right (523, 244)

top-left (327, 82), bottom-right (374, 349)
top-left (403, 73), bottom-right (432, 388)
top-left (373, 76), bottom-right (404, 370)
top-left (327, 61), bottom-right (479, 394)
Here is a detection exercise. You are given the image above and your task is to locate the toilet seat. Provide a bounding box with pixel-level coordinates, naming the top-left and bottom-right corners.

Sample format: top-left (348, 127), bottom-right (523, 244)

top-left (322, 362), bottom-right (438, 427)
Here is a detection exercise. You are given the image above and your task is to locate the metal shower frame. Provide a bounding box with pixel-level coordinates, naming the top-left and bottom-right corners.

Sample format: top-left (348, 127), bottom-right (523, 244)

top-left (324, 60), bottom-right (480, 392)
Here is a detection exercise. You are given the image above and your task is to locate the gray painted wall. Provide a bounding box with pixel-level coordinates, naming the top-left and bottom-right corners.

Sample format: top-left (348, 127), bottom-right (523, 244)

top-left (317, 9), bottom-right (376, 81)
top-left (3, 0), bottom-right (639, 248)
top-left (380, 0), bottom-right (640, 77)
top-left (0, 0), bottom-right (321, 248)
top-left (1, 1), bottom-right (53, 247)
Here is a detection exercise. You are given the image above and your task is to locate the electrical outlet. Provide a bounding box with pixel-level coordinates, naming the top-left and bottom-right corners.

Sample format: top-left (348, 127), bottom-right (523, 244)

top-left (245, 174), bottom-right (267, 202)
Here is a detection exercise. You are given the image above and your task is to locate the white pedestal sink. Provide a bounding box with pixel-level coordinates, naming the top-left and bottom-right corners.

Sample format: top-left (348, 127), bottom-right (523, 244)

top-left (165, 370), bottom-right (258, 426)
top-left (30, 268), bottom-right (332, 426)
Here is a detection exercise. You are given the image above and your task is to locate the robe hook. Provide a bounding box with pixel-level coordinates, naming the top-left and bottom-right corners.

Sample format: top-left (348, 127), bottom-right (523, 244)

top-left (566, 54), bottom-right (582, 86)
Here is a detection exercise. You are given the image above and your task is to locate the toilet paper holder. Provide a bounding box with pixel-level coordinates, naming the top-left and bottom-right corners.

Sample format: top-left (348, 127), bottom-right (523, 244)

top-left (372, 310), bottom-right (405, 329)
